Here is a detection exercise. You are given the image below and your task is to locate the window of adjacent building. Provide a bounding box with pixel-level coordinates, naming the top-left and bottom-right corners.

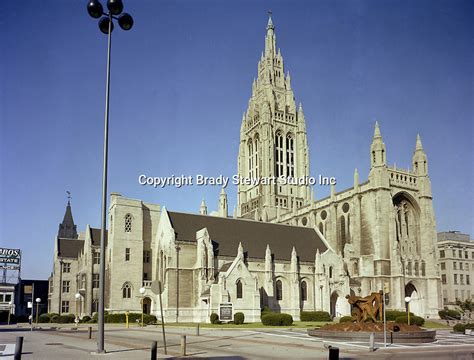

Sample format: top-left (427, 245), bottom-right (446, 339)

top-left (62, 280), bottom-right (70, 293)
top-left (143, 273), bottom-right (149, 280)
top-left (452, 249), bottom-right (456, 257)
top-left (421, 261), bottom-right (426, 276)
top-left (443, 290), bottom-right (447, 304)
top-left (461, 290), bottom-right (465, 300)
top-left (453, 262), bottom-right (457, 270)
top-left (61, 300), bottom-right (69, 313)
top-left (93, 274), bottom-right (99, 289)
top-left (300, 281), bottom-right (307, 301)
top-left (125, 214), bottom-right (132, 233)
top-left (472, 252), bottom-right (474, 259)
top-left (455, 290), bottom-right (459, 301)
top-left (454, 274), bottom-right (458, 285)
top-left (439, 250), bottom-right (445, 258)
top-left (440, 262), bottom-right (446, 270)
top-left (467, 275), bottom-right (470, 285)
top-left (460, 274), bottom-right (464, 285)
top-left (329, 266), bottom-right (333, 279)
top-left (441, 274), bottom-right (447, 284)
top-left (63, 262), bottom-right (71, 273)
top-left (0, 294), bottom-right (4, 302)
top-left (460, 263), bottom-right (464, 270)
top-left (49, 280), bottom-right (53, 294)
top-left (236, 280), bottom-right (243, 299)
top-left (465, 251), bottom-right (469, 259)
top-left (81, 275), bottom-right (86, 289)
top-left (122, 283), bottom-right (132, 298)
top-left (459, 250), bottom-right (462, 258)
top-left (143, 250), bottom-right (150, 264)
top-left (94, 251), bottom-right (100, 265)
top-left (125, 248), bottom-right (130, 261)
top-left (5, 294), bottom-right (11, 302)
top-left (276, 280), bottom-right (283, 301)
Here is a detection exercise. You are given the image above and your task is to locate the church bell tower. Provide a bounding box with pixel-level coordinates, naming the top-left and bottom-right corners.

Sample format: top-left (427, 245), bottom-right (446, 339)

top-left (237, 14), bottom-right (311, 221)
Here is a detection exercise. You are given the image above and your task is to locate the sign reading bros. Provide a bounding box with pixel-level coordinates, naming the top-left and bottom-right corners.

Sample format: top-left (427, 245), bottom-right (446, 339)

top-left (0, 248), bottom-right (21, 266)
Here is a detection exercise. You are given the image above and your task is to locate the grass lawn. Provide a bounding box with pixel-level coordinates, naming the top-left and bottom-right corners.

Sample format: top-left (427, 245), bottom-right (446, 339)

top-left (162, 321), bottom-right (331, 329)
top-left (422, 320), bottom-right (452, 329)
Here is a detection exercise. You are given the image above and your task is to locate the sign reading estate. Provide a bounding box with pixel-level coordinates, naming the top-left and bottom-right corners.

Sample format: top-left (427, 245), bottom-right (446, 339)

top-left (0, 248), bottom-right (21, 266)
top-left (219, 303), bottom-right (233, 321)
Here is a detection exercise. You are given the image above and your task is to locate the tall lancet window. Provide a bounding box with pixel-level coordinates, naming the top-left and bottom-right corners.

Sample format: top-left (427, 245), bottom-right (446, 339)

top-left (286, 134), bottom-right (295, 177)
top-left (254, 135), bottom-right (259, 178)
top-left (248, 140), bottom-right (253, 178)
top-left (275, 131), bottom-right (284, 177)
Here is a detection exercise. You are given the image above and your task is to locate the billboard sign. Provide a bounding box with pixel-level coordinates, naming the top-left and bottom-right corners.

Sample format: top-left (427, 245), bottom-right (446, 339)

top-left (0, 248), bottom-right (21, 266)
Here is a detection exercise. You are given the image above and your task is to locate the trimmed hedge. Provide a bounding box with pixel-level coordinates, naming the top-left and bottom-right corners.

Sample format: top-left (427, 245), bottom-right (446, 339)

top-left (385, 310), bottom-right (414, 321)
top-left (439, 309), bottom-right (461, 320)
top-left (234, 312), bottom-right (245, 325)
top-left (395, 315), bottom-right (425, 326)
top-left (210, 313), bottom-right (220, 324)
top-left (261, 313), bottom-right (293, 326)
top-left (80, 316), bottom-right (91, 323)
top-left (339, 316), bottom-right (354, 323)
top-left (106, 313), bottom-right (156, 325)
top-left (57, 314), bottom-right (76, 323)
top-left (38, 314), bottom-right (51, 323)
top-left (300, 311), bottom-right (332, 322)
top-left (49, 313), bottom-right (59, 323)
top-left (453, 323), bottom-right (466, 333)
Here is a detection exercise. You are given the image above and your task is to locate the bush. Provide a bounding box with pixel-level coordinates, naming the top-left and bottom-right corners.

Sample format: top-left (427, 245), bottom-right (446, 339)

top-left (300, 311), bottom-right (331, 322)
top-left (453, 323), bottom-right (466, 333)
top-left (49, 313), bottom-right (59, 323)
top-left (260, 306), bottom-right (272, 318)
top-left (38, 314), bottom-right (51, 323)
top-left (438, 309), bottom-right (461, 320)
top-left (57, 314), bottom-right (76, 324)
top-left (339, 316), bottom-right (354, 323)
top-left (210, 313), bottom-right (220, 324)
top-left (234, 312), bottom-right (245, 325)
top-left (80, 316), bottom-right (91, 323)
top-left (395, 315), bottom-right (424, 326)
top-left (261, 313), bottom-right (293, 326)
top-left (385, 310), bottom-right (414, 321)
top-left (106, 313), bottom-right (126, 323)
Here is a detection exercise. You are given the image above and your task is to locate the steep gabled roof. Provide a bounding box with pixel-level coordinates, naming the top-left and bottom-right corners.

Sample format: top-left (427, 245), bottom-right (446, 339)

top-left (57, 238), bottom-right (84, 258)
top-left (90, 228), bottom-right (108, 247)
top-left (167, 212), bottom-right (327, 262)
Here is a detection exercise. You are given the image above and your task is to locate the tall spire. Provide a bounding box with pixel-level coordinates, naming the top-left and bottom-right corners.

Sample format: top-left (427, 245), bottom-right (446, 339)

top-left (265, 11), bottom-right (276, 58)
top-left (267, 10), bottom-right (274, 30)
top-left (200, 199), bottom-right (208, 215)
top-left (58, 193), bottom-right (78, 239)
top-left (412, 133), bottom-right (428, 175)
top-left (416, 134), bottom-right (423, 150)
top-left (370, 121), bottom-right (386, 168)
top-left (373, 121), bottom-right (382, 139)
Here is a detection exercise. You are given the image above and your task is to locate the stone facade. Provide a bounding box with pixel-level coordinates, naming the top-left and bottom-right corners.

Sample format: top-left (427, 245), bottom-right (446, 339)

top-left (48, 16), bottom-right (441, 320)
top-left (437, 232), bottom-right (474, 305)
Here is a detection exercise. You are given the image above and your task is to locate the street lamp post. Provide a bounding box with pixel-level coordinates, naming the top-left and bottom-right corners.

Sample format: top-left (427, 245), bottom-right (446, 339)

top-left (75, 293), bottom-right (81, 327)
top-left (86, 0), bottom-right (134, 353)
top-left (405, 296), bottom-right (412, 326)
top-left (139, 287), bottom-right (146, 327)
top-left (35, 298), bottom-right (41, 325)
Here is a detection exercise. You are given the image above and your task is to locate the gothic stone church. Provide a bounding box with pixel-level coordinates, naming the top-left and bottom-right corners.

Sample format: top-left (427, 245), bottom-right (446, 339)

top-left (48, 17), bottom-right (441, 321)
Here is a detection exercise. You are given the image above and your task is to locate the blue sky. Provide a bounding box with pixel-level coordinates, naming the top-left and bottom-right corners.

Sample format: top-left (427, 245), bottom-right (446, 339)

top-left (1, 0), bottom-right (472, 279)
